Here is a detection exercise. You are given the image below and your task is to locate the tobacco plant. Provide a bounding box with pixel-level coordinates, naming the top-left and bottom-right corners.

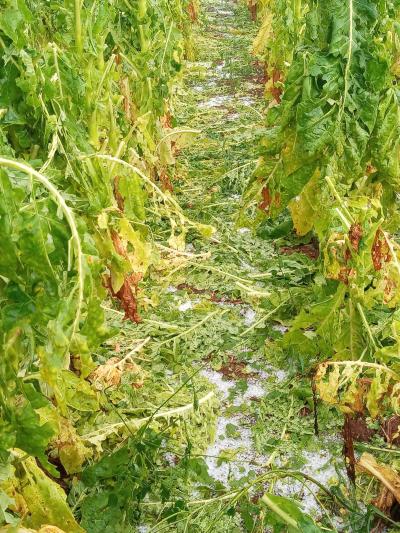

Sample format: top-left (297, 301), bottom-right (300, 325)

top-left (252, 0), bottom-right (309, 100)
top-left (248, 0), bottom-right (400, 412)
top-left (0, 0), bottom-right (200, 528)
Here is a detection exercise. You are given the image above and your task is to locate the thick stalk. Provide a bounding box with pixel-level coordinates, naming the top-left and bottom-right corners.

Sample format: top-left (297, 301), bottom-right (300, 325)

top-left (292, 0), bottom-right (301, 38)
top-left (325, 175), bottom-right (355, 224)
top-left (320, 360), bottom-right (398, 378)
top-left (356, 302), bottom-right (379, 352)
top-left (340, 0), bottom-right (354, 120)
top-left (74, 0), bottom-right (83, 55)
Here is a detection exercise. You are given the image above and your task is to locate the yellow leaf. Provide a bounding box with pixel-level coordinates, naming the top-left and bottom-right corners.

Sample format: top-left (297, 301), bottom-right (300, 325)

top-left (357, 453), bottom-right (400, 504)
top-left (315, 363), bottom-right (340, 406)
top-left (168, 231), bottom-right (186, 251)
top-left (97, 211), bottom-right (108, 229)
top-left (288, 169), bottom-right (320, 236)
top-left (12, 454), bottom-right (84, 532)
top-left (119, 218), bottom-right (154, 275)
top-left (366, 369), bottom-right (391, 418)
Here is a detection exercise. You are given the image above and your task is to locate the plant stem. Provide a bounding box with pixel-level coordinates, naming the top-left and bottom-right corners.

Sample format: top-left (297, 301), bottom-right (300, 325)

top-left (340, 0), bottom-right (354, 120)
top-left (325, 176), bottom-right (354, 224)
top-left (74, 0), bottom-right (83, 55)
top-left (321, 360), bottom-right (398, 377)
top-left (356, 302), bottom-right (378, 352)
top-left (261, 494), bottom-right (300, 530)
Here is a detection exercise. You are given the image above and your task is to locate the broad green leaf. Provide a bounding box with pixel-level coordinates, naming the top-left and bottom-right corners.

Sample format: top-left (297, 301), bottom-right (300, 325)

top-left (56, 371), bottom-right (99, 412)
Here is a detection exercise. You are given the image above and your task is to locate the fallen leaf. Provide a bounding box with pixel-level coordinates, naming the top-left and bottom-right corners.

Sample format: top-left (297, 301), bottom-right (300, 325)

top-left (357, 453), bottom-right (400, 503)
top-left (89, 357), bottom-right (144, 390)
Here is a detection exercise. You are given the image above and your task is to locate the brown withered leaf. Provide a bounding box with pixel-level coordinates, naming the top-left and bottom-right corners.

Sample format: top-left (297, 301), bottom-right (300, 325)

top-left (258, 186), bottom-right (280, 213)
top-left (89, 357), bottom-right (144, 390)
top-left (373, 486), bottom-right (395, 515)
top-left (381, 415), bottom-right (400, 445)
top-left (258, 186), bottom-right (272, 212)
top-left (108, 230), bottom-right (142, 323)
top-left (357, 453), bottom-right (400, 504)
top-left (161, 111), bottom-right (173, 129)
top-left (159, 169), bottom-right (174, 192)
top-left (113, 176), bottom-right (125, 211)
top-left (188, 0), bottom-right (198, 21)
top-left (248, 0), bottom-right (257, 21)
top-left (51, 417), bottom-right (91, 474)
top-left (372, 229), bottom-right (391, 271)
top-left (349, 223), bottom-right (363, 252)
top-left (270, 69), bottom-right (283, 102)
top-left (119, 77), bottom-right (135, 123)
top-left (371, 487), bottom-right (396, 533)
top-left (337, 266), bottom-right (354, 285)
top-left (384, 276), bottom-right (398, 305)
top-left (280, 242), bottom-right (319, 260)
